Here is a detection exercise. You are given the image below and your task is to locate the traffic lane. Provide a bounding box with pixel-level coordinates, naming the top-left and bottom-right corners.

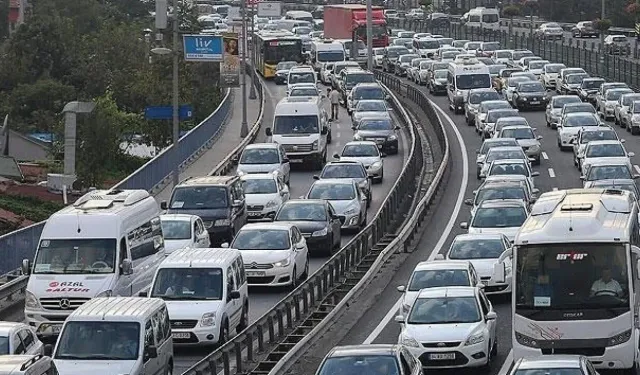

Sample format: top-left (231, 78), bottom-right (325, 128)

top-left (172, 81), bottom-right (409, 373)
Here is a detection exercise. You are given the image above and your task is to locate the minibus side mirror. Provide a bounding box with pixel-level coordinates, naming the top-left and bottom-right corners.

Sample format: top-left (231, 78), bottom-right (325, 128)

top-left (44, 344), bottom-right (53, 357)
top-left (121, 259), bottom-right (133, 275)
top-left (21, 259), bottom-right (30, 275)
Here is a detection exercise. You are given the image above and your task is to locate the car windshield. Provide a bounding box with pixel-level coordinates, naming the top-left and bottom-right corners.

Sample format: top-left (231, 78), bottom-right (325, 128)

top-left (495, 51), bottom-right (511, 58)
top-left (481, 43), bottom-right (500, 51)
top-left (0, 337), bottom-right (8, 354)
top-left (472, 206), bottom-right (527, 228)
top-left (34, 239), bottom-right (118, 275)
top-left (295, 27), bottom-right (311, 34)
top-left (469, 91), bottom-right (502, 104)
top-left (476, 186), bottom-right (527, 204)
top-left (518, 82), bottom-right (544, 92)
top-left (607, 90), bottom-right (632, 101)
top-left (346, 73), bottom-right (376, 87)
top-left (488, 65), bottom-right (507, 75)
top-left (497, 119), bottom-right (528, 128)
top-left (231, 229), bottom-right (291, 250)
top-left (481, 102), bottom-right (511, 113)
top-left (442, 51), bottom-right (459, 59)
top-left (417, 40), bottom-right (440, 49)
top-left (466, 42), bottom-right (481, 49)
top-left (308, 183), bottom-right (355, 200)
top-left (515, 369), bottom-right (584, 375)
top-left (290, 88), bottom-right (318, 96)
top-left (288, 71), bottom-right (315, 84)
top-left (545, 64), bottom-right (565, 73)
top-left (398, 32), bottom-right (414, 38)
top-left (585, 144), bottom-right (626, 158)
top-left (354, 88), bottom-right (384, 100)
top-left (150, 267), bottom-right (223, 300)
top-left (276, 203), bottom-right (326, 221)
top-left (359, 119), bottom-right (393, 130)
top-left (455, 74), bottom-right (491, 90)
top-left (408, 296), bottom-right (481, 324)
top-left (240, 148), bottom-right (280, 164)
top-left (55, 321), bottom-right (140, 360)
top-left (161, 220), bottom-right (191, 240)
top-left (633, 104), bottom-right (640, 113)
top-left (170, 186), bottom-right (228, 209)
top-left (622, 95), bottom-right (640, 106)
top-left (434, 70), bottom-right (448, 79)
top-left (567, 74), bottom-right (587, 84)
top-left (399, 54), bottom-right (418, 63)
top-left (374, 49), bottom-right (384, 55)
top-left (342, 144), bottom-right (379, 157)
top-left (587, 165), bottom-right (632, 181)
top-left (449, 238), bottom-right (506, 259)
top-left (321, 164), bottom-right (366, 179)
top-left (408, 270), bottom-right (470, 291)
top-left (487, 110), bottom-right (518, 123)
top-left (343, 40), bottom-right (366, 50)
top-left (564, 115), bottom-right (598, 127)
top-left (356, 101), bottom-right (386, 112)
top-left (243, 178), bottom-right (278, 194)
top-left (318, 355), bottom-right (399, 375)
top-left (582, 80), bottom-right (604, 89)
top-left (489, 163), bottom-right (529, 177)
top-left (479, 140), bottom-right (518, 154)
top-left (512, 51), bottom-right (533, 60)
top-left (419, 61), bottom-right (432, 69)
top-left (438, 38), bottom-right (454, 46)
top-left (528, 61), bottom-right (547, 69)
top-left (552, 97), bottom-right (581, 108)
top-left (276, 61), bottom-right (297, 70)
top-left (508, 78), bottom-right (530, 87)
top-left (581, 130), bottom-right (617, 143)
top-left (501, 127), bottom-right (535, 140)
top-left (564, 105), bottom-right (595, 114)
top-left (273, 115), bottom-right (319, 134)
top-left (486, 149), bottom-right (524, 163)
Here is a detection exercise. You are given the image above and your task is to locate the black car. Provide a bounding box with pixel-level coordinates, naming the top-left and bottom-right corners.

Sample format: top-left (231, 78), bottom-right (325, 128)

top-left (572, 21), bottom-right (599, 38)
top-left (316, 345), bottom-right (424, 375)
top-left (274, 199), bottom-right (342, 256)
top-left (382, 46), bottom-right (410, 73)
top-left (578, 77), bottom-right (605, 104)
top-left (428, 69), bottom-right (448, 95)
top-left (274, 61), bottom-right (298, 85)
top-left (559, 73), bottom-right (589, 95)
top-left (511, 81), bottom-right (548, 110)
top-left (353, 117), bottom-right (401, 154)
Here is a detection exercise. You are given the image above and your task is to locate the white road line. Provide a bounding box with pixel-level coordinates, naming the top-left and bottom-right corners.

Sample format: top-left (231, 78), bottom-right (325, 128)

top-left (548, 168), bottom-right (556, 178)
top-left (553, 187), bottom-right (558, 191)
top-left (337, 132), bottom-right (341, 138)
top-left (336, 122), bottom-right (341, 130)
top-left (634, 165), bottom-right (640, 175)
top-left (541, 152), bottom-right (549, 160)
top-left (362, 99), bottom-right (469, 345)
top-left (497, 350), bottom-right (514, 375)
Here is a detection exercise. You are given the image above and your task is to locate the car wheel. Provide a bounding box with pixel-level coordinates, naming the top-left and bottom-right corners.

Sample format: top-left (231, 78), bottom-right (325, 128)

top-left (301, 255), bottom-right (309, 280)
top-left (166, 364), bottom-right (173, 375)
top-left (491, 338), bottom-right (498, 357)
top-left (360, 213), bottom-right (367, 228)
top-left (482, 341), bottom-right (493, 371)
top-left (327, 131), bottom-right (332, 144)
top-left (237, 302), bottom-right (248, 333)
top-left (290, 266), bottom-right (298, 288)
top-left (219, 320), bottom-right (229, 346)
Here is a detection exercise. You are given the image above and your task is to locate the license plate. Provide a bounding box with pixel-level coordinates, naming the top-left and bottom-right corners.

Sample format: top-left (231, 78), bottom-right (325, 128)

top-left (172, 332), bottom-right (190, 339)
top-left (530, 101), bottom-right (540, 105)
top-left (429, 353), bottom-right (456, 360)
top-left (290, 159), bottom-right (303, 163)
top-left (248, 212), bottom-right (261, 217)
top-left (247, 271), bottom-right (266, 277)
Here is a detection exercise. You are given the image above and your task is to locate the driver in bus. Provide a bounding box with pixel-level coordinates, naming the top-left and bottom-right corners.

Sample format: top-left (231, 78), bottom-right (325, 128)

top-left (590, 267), bottom-right (623, 297)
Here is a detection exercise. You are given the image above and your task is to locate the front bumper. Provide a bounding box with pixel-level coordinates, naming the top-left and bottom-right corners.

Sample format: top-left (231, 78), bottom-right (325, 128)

top-left (25, 309), bottom-right (69, 339)
top-left (171, 325), bottom-right (220, 346)
top-left (407, 340), bottom-right (489, 368)
top-left (245, 264), bottom-right (295, 287)
top-left (431, 84), bottom-right (447, 93)
top-left (246, 208), bottom-right (278, 221)
top-left (515, 97), bottom-right (547, 108)
top-left (303, 233), bottom-right (332, 254)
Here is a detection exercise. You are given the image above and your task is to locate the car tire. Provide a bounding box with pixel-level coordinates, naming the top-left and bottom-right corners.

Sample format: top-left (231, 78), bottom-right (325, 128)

top-left (218, 320), bottom-right (229, 346)
top-left (166, 364), bottom-right (173, 375)
top-left (237, 302), bottom-right (248, 333)
top-left (482, 341), bottom-right (493, 371)
top-left (301, 256), bottom-right (309, 280)
top-left (290, 266), bottom-right (298, 289)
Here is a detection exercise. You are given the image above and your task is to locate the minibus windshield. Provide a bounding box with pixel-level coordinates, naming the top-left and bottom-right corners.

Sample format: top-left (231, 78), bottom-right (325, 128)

top-left (33, 239), bottom-right (117, 274)
top-left (151, 268), bottom-right (224, 300)
top-left (55, 321), bottom-right (140, 360)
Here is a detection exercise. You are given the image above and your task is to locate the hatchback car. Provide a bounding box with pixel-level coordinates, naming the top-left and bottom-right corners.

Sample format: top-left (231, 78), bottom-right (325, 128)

top-left (465, 180), bottom-right (533, 217)
top-left (570, 127), bottom-right (621, 170)
top-left (351, 100), bottom-right (389, 127)
top-left (484, 159), bottom-right (539, 190)
top-left (478, 146), bottom-right (530, 179)
top-left (475, 138), bottom-right (520, 179)
top-left (315, 345), bottom-right (424, 375)
top-left (546, 95), bottom-right (582, 128)
top-left (483, 108), bottom-right (520, 138)
top-left (581, 140), bottom-right (633, 173)
top-left (496, 126), bottom-right (543, 164)
top-left (460, 199), bottom-right (529, 242)
top-left (335, 141), bottom-right (385, 182)
top-left (241, 173), bottom-right (290, 221)
top-left (504, 77), bottom-right (534, 103)
top-left (160, 214), bottom-right (211, 254)
top-left (560, 103), bottom-right (597, 120)
top-left (395, 54), bottom-right (420, 76)
top-left (347, 83), bottom-right (386, 115)
top-left (428, 69), bottom-right (448, 95)
top-left (540, 63), bottom-right (566, 89)
top-left (305, 179), bottom-right (367, 231)
top-left (493, 116), bottom-right (529, 136)
top-left (237, 143), bottom-right (291, 185)
top-left (614, 93), bottom-right (640, 127)
top-left (580, 161), bottom-right (637, 186)
top-left (559, 73), bottom-right (589, 95)
top-left (274, 61), bottom-right (298, 85)
top-left (288, 83), bottom-right (321, 98)
top-left (511, 81), bottom-right (547, 110)
top-left (230, 223), bottom-right (309, 288)
top-left (557, 113), bottom-right (604, 150)
top-left (316, 161), bottom-right (371, 204)
top-left (396, 287), bottom-right (497, 369)
top-left (353, 117), bottom-right (400, 155)
top-left (382, 46), bottom-right (410, 73)
top-left (465, 89), bottom-right (503, 126)
top-left (578, 77), bottom-right (605, 104)
top-left (475, 100), bottom-right (512, 134)
top-left (598, 87), bottom-right (634, 120)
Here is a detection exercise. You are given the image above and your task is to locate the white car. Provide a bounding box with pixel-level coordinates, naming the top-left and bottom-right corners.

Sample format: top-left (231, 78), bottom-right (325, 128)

top-left (320, 63), bottom-right (334, 85)
top-left (581, 160), bottom-right (638, 187)
top-left (598, 88), bottom-right (634, 120)
top-left (439, 234), bottom-right (512, 295)
top-left (581, 140), bottom-right (634, 173)
top-left (614, 93), bottom-right (640, 126)
top-left (241, 173), bottom-right (290, 221)
top-left (525, 59), bottom-right (549, 78)
top-left (492, 49), bottom-right (513, 65)
top-left (557, 112), bottom-right (605, 150)
top-left (160, 214), bottom-right (211, 254)
top-left (478, 146), bottom-right (530, 179)
top-left (475, 100), bottom-right (512, 134)
top-left (0, 322), bottom-right (44, 355)
top-left (237, 143), bottom-right (291, 184)
top-left (335, 141), bottom-right (384, 182)
top-left (558, 67), bottom-right (587, 93)
top-left (475, 138), bottom-right (519, 179)
top-left (396, 286), bottom-right (497, 369)
top-left (288, 83), bottom-right (321, 98)
top-left (460, 199), bottom-right (529, 242)
top-left (540, 63), bottom-right (566, 89)
top-left (230, 222), bottom-right (309, 287)
top-left (545, 95), bottom-right (581, 128)
top-left (571, 127), bottom-right (621, 170)
top-left (484, 158), bottom-right (539, 190)
top-left (373, 47), bottom-right (385, 68)
top-left (305, 179), bottom-right (367, 230)
top-left (317, 160), bottom-right (371, 203)
top-left (396, 261), bottom-right (480, 315)
top-left (287, 66), bottom-right (316, 95)
top-left (465, 179), bottom-right (533, 218)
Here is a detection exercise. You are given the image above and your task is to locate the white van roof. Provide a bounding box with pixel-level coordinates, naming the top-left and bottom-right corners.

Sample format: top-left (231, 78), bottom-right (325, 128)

top-left (275, 96), bottom-right (322, 115)
top-left (159, 247), bottom-right (240, 268)
top-left (69, 297), bottom-right (165, 322)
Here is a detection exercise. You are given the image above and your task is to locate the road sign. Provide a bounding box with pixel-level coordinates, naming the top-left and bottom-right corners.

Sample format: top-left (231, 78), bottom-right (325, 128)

top-left (144, 105), bottom-right (194, 121)
top-left (182, 34), bottom-right (223, 62)
top-left (257, 1), bottom-right (281, 17)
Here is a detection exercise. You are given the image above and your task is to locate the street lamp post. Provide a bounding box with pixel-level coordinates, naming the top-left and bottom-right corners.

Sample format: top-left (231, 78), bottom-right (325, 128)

top-left (600, 0), bottom-right (605, 71)
top-left (171, 0), bottom-right (180, 188)
top-left (240, 0), bottom-right (249, 138)
top-left (249, 2), bottom-right (257, 100)
top-left (366, 0), bottom-right (373, 71)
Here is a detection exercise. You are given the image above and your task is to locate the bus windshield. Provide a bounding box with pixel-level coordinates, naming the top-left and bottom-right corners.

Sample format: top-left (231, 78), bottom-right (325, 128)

top-left (456, 74), bottom-right (492, 90)
top-left (317, 50), bottom-right (345, 62)
top-left (264, 40), bottom-right (303, 64)
top-left (515, 243), bottom-right (630, 311)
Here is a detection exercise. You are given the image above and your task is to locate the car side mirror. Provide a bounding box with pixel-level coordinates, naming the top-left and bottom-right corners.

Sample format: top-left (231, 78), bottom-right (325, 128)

top-left (333, 153), bottom-right (340, 159)
top-left (394, 315), bottom-right (405, 323)
top-left (229, 290), bottom-right (241, 299)
top-left (266, 127), bottom-right (273, 136)
top-left (531, 171), bottom-right (540, 177)
top-left (464, 198), bottom-right (473, 206)
top-left (492, 262), bottom-right (506, 283)
top-left (486, 311), bottom-right (497, 320)
top-left (44, 344), bottom-right (53, 357)
top-left (21, 259), bottom-right (30, 275)
top-left (233, 200), bottom-right (243, 208)
top-left (621, 139), bottom-right (626, 143)
top-left (121, 259), bottom-right (133, 275)
top-left (435, 254), bottom-right (445, 260)
top-left (397, 285), bottom-right (406, 293)
top-left (460, 222), bottom-right (469, 229)
top-left (537, 135), bottom-right (543, 140)
top-left (385, 94), bottom-right (391, 100)
top-left (580, 175), bottom-right (586, 180)
top-left (634, 174), bottom-right (640, 179)
top-left (160, 201), bottom-right (168, 210)
top-left (221, 242), bottom-right (230, 248)
top-left (282, 158), bottom-right (289, 164)
top-left (629, 152), bottom-right (635, 157)
top-left (351, 126), bottom-right (357, 130)
top-left (313, 175), bottom-right (320, 180)
top-left (477, 283), bottom-right (486, 289)
top-left (145, 346), bottom-right (158, 359)
top-left (139, 290), bottom-right (148, 297)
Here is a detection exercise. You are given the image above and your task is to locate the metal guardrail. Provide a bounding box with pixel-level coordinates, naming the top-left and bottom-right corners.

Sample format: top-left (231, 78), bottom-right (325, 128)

top-left (267, 72), bottom-right (450, 375)
top-left (389, 19), bottom-right (640, 89)
top-left (181, 78), bottom-right (424, 375)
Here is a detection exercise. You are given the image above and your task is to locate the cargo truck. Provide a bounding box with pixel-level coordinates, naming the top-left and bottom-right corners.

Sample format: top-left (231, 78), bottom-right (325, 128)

top-left (323, 4), bottom-right (388, 50)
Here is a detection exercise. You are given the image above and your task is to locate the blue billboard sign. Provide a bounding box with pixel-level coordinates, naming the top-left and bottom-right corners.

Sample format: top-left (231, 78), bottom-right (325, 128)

top-left (182, 34), bottom-right (223, 62)
top-left (144, 105), bottom-right (194, 121)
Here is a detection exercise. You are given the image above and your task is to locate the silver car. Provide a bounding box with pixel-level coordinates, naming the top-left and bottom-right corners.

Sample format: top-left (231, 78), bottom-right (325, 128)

top-left (317, 161), bottom-right (371, 204)
top-left (598, 87), bottom-right (633, 120)
top-left (570, 127), bottom-right (620, 170)
top-left (465, 89), bottom-right (504, 127)
top-left (484, 108), bottom-right (520, 138)
top-left (496, 125), bottom-right (543, 165)
top-left (479, 146), bottom-right (530, 179)
top-left (475, 100), bottom-right (512, 135)
top-left (335, 141), bottom-right (384, 182)
top-left (475, 138), bottom-right (520, 179)
top-left (545, 95), bottom-right (581, 129)
top-left (614, 93), bottom-right (640, 127)
top-left (351, 100), bottom-right (390, 127)
top-left (305, 179), bottom-right (367, 231)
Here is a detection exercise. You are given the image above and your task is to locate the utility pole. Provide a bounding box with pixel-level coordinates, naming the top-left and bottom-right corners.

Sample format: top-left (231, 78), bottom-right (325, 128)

top-left (366, 0), bottom-right (374, 71)
top-left (171, 0), bottom-right (180, 188)
top-left (240, 0), bottom-right (249, 138)
top-left (600, 0), bottom-right (605, 70)
top-left (249, 2), bottom-right (257, 100)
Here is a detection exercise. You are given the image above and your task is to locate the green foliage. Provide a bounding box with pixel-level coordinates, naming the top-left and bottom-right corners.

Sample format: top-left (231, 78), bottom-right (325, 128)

top-left (502, 5), bottom-right (522, 19)
top-left (593, 18), bottom-right (613, 31)
top-left (0, 195), bottom-right (64, 222)
top-left (419, 0), bottom-right (433, 9)
top-left (0, 0), bottom-right (8, 41)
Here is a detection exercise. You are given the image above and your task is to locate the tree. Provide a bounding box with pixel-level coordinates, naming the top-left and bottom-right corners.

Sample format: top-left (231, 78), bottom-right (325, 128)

top-left (502, 4), bottom-right (522, 38)
top-left (419, 0), bottom-right (433, 11)
top-left (593, 18), bottom-right (612, 32)
top-left (0, 0), bottom-right (9, 41)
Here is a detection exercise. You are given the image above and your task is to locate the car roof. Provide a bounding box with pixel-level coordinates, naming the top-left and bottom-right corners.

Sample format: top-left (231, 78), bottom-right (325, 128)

top-left (240, 173), bottom-right (279, 181)
top-left (0, 321), bottom-right (26, 335)
top-left (563, 103), bottom-right (594, 108)
top-left (311, 179), bottom-right (355, 186)
top-left (283, 198), bottom-right (326, 206)
top-left (487, 146), bottom-right (525, 152)
top-left (328, 344), bottom-right (399, 358)
top-left (324, 160), bottom-right (365, 167)
top-left (491, 158), bottom-right (527, 165)
top-left (585, 140), bottom-right (623, 146)
top-left (414, 260), bottom-right (471, 271)
top-left (239, 222), bottom-right (294, 231)
top-left (501, 125), bottom-right (532, 131)
top-left (496, 116), bottom-right (527, 122)
top-left (344, 140), bottom-right (379, 147)
top-left (451, 233), bottom-right (504, 241)
top-left (478, 198), bottom-right (527, 208)
top-left (483, 138), bottom-right (518, 144)
top-left (244, 143), bottom-right (279, 150)
top-left (417, 286), bottom-right (477, 299)
top-left (515, 356), bottom-right (584, 370)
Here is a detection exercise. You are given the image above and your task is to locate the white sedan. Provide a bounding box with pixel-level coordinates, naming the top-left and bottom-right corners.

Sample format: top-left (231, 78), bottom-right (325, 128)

top-left (460, 199), bottom-right (529, 242)
top-left (241, 172), bottom-right (290, 221)
top-left (160, 214), bottom-right (211, 254)
top-left (237, 143), bottom-right (291, 184)
top-left (0, 322), bottom-right (44, 355)
top-left (229, 223), bottom-right (309, 288)
top-left (335, 141), bottom-right (384, 182)
top-left (396, 286), bottom-right (497, 369)
top-left (581, 140), bottom-right (634, 174)
top-left (557, 113), bottom-right (605, 151)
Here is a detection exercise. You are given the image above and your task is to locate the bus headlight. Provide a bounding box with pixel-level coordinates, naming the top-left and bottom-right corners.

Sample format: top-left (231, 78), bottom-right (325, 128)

top-left (515, 332), bottom-right (540, 348)
top-left (608, 329), bottom-right (632, 346)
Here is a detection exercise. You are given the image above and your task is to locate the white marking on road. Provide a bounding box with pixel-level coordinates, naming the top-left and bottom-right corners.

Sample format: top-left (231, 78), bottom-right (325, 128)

top-left (634, 165), bottom-right (640, 175)
top-left (497, 350), bottom-right (514, 375)
top-left (553, 187), bottom-right (558, 191)
top-left (337, 132), bottom-right (341, 138)
top-left (336, 122), bottom-right (341, 130)
top-left (548, 168), bottom-right (556, 178)
top-left (541, 152), bottom-right (549, 160)
top-left (362, 98), bottom-right (469, 345)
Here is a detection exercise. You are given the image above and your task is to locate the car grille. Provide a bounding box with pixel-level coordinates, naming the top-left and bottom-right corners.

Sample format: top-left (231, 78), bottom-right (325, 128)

top-left (245, 263), bottom-right (274, 270)
top-left (418, 351), bottom-right (469, 367)
top-left (40, 297), bottom-right (91, 311)
top-left (364, 137), bottom-right (386, 144)
top-left (248, 205), bottom-right (264, 211)
top-left (422, 342), bottom-right (461, 348)
top-left (171, 320), bottom-right (198, 329)
top-left (282, 144), bottom-right (313, 153)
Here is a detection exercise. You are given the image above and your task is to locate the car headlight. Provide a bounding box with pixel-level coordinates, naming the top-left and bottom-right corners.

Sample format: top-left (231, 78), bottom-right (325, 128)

top-left (388, 134), bottom-right (397, 141)
top-left (201, 312), bottom-right (216, 327)
top-left (265, 199), bottom-right (278, 208)
top-left (25, 291), bottom-right (40, 309)
top-left (95, 290), bottom-right (113, 298)
top-left (353, 133), bottom-right (363, 141)
top-left (400, 334), bottom-right (421, 348)
top-left (521, 97), bottom-right (527, 101)
top-left (215, 219), bottom-right (231, 226)
top-left (358, 180), bottom-right (368, 189)
top-left (371, 161), bottom-right (382, 169)
top-left (312, 227), bottom-right (328, 236)
top-left (312, 140), bottom-right (318, 150)
top-left (465, 332), bottom-right (485, 346)
top-left (273, 258), bottom-right (291, 267)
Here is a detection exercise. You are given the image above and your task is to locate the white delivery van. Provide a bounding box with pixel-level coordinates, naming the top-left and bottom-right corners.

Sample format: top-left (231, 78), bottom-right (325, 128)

top-left (447, 55), bottom-right (492, 113)
top-left (22, 189), bottom-right (166, 339)
top-left (266, 96), bottom-right (330, 170)
top-left (51, 297), bottom-right (172, 375)
top-left (144, 248), bottom-right (248, 346)
top-left (464, 7), bottom-right (500, 29)
top-left (310, 39), bottom-right (346, 72)
top-left (0, 355), bottom-right (57, 375)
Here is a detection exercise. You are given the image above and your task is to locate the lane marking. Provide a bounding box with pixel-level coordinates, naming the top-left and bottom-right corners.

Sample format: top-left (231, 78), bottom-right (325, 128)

top-left (497, 349), bottom-right (514, 375)
top-left (634, 165), bottom-right (640, 175)
top-left (548, 168), bottom-right (556, 178)
top-left (553, 187), bottom-right (558, 191)
top-left (541, 152), bottom-right (549, 160)
top-left (337, 132), bottom-right (341, 138)
top-left (362, 98), bottom-right (469, 345)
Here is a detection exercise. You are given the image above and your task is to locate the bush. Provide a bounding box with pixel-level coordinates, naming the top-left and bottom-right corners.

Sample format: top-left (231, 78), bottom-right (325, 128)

top-left (0, 195), bottom-right (64, 222)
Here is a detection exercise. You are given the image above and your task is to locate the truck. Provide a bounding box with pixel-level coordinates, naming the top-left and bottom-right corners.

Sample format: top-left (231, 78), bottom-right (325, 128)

top-left (323, 4), bottom-right (388, 49)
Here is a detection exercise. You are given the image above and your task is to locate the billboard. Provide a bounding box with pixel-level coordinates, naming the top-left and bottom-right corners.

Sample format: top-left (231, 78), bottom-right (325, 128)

top-left (220, 32), bottom-right (240, 87)
top-left (183, 34), bottom-right (223, 62)
top-left (258, 2), bottom-right (282, 17)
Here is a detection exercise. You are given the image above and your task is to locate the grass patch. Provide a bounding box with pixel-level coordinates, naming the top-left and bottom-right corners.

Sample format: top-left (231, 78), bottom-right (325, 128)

top-left (0, 195), bottom-right (65, 222)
